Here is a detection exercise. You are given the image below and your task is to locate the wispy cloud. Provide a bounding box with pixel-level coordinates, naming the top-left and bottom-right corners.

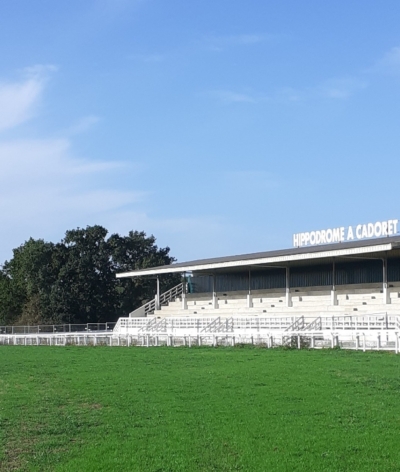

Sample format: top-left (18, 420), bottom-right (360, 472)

top-left (129, 53), bottom-right (167, 63)
top-left (371, 46), bottom-right (400, 75)
top-left (208, 76), bottom-right (366, 106)
top-left (63, 115), bottom-right (101, 135)
top-left (0, 65), bottom-right (56, 132)
top-left (0, 66), bottom-right (147, 262)
top-left (274, 77), bottom-right (367, 104)
top-left (317, 77), bottom-right (367, 99)
top-left (203, 33), bottom-right (270, 52)
top-left (209, 90), bottom-right (258, 104)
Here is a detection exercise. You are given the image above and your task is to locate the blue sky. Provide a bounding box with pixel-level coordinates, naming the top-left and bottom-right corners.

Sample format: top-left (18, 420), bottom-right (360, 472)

top-left (1, 0), bottom-right (400, 264)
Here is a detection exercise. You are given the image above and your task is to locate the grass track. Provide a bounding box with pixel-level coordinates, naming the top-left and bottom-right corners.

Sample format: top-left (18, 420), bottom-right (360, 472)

top-left (1, 346), bottom-right (400, 471)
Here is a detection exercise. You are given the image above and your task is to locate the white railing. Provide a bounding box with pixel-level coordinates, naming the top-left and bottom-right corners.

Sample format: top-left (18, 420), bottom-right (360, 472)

top-left (1, 329), bottom-right (400, 352)
top-left (114, 314), bottom-right (400, 336)
top-left (129, 283), bottom-right (184, 317)
top-left (0, 322), bottom-right (115, 335)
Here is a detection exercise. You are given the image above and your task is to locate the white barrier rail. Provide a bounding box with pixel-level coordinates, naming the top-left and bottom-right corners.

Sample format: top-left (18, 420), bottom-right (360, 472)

top-left (1, 330), bottom-right (399, 352)
top-left (113, 314), bottom-right (400, 336)
top-left (0, 322), bottom-right (116, 335)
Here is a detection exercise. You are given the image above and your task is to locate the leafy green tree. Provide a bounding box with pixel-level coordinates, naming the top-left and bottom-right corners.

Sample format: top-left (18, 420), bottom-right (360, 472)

top-left (52, 225), bottom-right (116, 324)
top-left (0, 226), bottom-right (178, 325)
top-left (0, 238), bottom-right (58, 325)
top-left (109, 231), bottom-right (179, 316)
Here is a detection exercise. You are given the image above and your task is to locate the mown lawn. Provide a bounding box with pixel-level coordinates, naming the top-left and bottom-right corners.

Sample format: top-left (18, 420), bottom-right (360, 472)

top-left (0, 345), bottom-right (400, 471)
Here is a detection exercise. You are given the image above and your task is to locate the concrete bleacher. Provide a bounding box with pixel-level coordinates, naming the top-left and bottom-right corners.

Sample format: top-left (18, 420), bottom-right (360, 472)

top-left (152, 282), bottom-right (400, 318)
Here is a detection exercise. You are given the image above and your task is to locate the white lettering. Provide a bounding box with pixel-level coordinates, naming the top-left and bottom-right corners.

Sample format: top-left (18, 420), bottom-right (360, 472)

top-left (347, 226), bottom-right (354, 240)
top-left (374, 221), bottom-right (382, 237)
top-left (332, 227), bottom-right (341, 242)
top-left (293, 218), bottom-right (399, 247)
top-left (361, 224), bottom-right (368, 238)
top-left (388, 220), bottom-right (394, 236)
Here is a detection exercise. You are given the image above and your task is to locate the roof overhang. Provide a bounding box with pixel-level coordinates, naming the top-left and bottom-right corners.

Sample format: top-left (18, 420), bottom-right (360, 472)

top-left (116, 242), bottom-right (394, 278)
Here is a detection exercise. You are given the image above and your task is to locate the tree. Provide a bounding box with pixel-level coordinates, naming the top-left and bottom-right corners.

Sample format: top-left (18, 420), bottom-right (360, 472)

top-left (109, 230), bottom-right (180, 316)
top-left (0, 238), bottom-right (59, 325)
top-left (0, 226), bottom-right (178, 325)
top-left (52, 225), bottom-right (116, 324)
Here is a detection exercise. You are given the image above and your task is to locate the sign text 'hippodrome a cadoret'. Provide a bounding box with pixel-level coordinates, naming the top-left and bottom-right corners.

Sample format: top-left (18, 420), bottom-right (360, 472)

top-left (293, 219), bottom-right (399, 248)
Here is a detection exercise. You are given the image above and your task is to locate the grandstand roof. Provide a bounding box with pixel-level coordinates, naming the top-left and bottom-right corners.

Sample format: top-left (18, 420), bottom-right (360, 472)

top-left (116, 235), bottom-right (400, 278)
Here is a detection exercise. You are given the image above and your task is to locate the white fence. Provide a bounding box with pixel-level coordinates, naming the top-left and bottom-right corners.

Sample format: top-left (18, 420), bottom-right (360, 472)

top-left (0, 322), bottom-right (116, 335)
top-left (1, 330), bottom-right (399, 352)
top-left (1, 314), bottom-right (400, 351)
top-left (113, 314), bottom-right (400, 336)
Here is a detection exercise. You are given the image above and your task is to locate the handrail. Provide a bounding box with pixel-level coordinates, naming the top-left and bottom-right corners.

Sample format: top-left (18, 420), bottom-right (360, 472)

top-left (129, 283), bottom-right (184, 317)
top-left (285, 316), bottom-right (304, 332)
top-left (304, 317), bottom-right (322, 331)
top-left (0, 322), bottom-right (115, 335)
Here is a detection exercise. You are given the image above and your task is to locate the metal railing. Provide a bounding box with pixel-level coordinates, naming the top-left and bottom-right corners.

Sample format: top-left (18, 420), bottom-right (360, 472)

top-left (129, 283), bottom-right (184, 317)
top-left (0, 322), bottom-right (116, 335)
top-left (114, 314), bottom-right (400, 336)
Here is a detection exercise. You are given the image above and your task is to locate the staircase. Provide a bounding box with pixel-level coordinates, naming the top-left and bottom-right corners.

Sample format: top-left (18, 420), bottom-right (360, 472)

top-left (129, 283), bottom-right (184, 317)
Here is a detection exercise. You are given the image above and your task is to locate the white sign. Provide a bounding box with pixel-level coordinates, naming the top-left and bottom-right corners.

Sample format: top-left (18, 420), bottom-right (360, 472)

top-left (293, 219), bottom-right (399, 248)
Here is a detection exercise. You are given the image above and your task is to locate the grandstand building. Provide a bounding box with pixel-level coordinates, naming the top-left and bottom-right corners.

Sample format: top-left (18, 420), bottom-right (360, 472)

top-left (117, 228), bottom-right (400, 320)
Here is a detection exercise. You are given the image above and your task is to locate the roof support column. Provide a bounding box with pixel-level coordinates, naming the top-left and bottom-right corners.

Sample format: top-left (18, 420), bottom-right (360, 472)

top-left (247, 269), bottom-right (253, 308)
top-left (331, 259), bottom-right (338, 306)
top-left (155, 276), bottom-right (160, 311)
top-left (286, 267), bottom-right (292, 307)
top-left (212, 274), bottom-right (219, 309)
top-left (182, 274), bottom-right (187, 310)
top-left (383, 258), bottom-right (390, 305)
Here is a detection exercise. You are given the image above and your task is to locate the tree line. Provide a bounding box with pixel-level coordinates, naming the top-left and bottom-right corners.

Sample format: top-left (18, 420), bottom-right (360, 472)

top-left (0, 225), bottom-right (179, 326)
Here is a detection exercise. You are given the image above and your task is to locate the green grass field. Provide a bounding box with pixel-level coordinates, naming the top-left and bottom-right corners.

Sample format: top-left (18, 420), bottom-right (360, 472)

top-left (1, 346), bottom-right (400, 472)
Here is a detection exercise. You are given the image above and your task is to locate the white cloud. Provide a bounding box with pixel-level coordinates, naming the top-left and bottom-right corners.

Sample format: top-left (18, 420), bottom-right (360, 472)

top-left (372, 46), bottom-right (400, 75)
top-left (318, 77), bottom-right (367, 99)
top-left (204, 33), bottom-right (270, 52)
top-left (0, 64), bottom-right (56, 132)
top-left (274, 77), bottom-right (367, 104)
top-left (0, 66), bottom-right (148, 262)
top-left (64, 115), bottom-right (101, 135)
top-left (0, 138), bottom-right (143, 223)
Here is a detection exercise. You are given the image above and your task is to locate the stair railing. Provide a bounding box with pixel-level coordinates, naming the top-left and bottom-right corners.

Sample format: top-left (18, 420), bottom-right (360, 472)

top-left (129, 283), bottom-right (184, 317)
